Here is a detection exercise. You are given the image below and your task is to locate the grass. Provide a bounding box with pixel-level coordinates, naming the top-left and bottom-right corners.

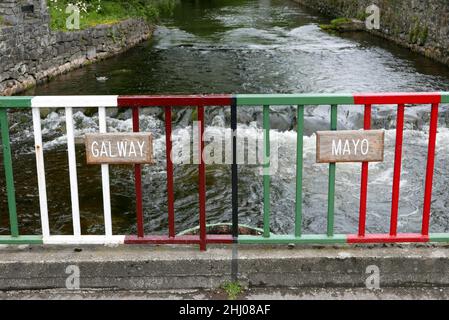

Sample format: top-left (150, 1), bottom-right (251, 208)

top-left (320, 17), bottom-right (354, 31)
top-left (221, 281), bottom-right (244, 300)
top-left (48, 0), bottom-right (176, 31)
top-left (0, 15), bottom-right (10, 26)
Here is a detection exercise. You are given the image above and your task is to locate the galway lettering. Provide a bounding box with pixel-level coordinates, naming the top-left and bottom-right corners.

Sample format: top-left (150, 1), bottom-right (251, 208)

top-left (90, 140), bottom-right (146, 158)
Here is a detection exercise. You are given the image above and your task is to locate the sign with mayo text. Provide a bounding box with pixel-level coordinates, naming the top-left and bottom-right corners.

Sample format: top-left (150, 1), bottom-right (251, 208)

top-left (85, 133), bottom-right (153, 165)
top-left (316, 130), bottom-right (384, 163)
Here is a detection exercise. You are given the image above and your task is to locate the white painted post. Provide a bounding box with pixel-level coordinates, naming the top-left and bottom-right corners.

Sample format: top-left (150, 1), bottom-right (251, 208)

top-left (32, 107), bottom-right (50, 238)
top-left (65, 107), bottom-right (81, 237)
top-left (98, 107), bottom-right (113, 237)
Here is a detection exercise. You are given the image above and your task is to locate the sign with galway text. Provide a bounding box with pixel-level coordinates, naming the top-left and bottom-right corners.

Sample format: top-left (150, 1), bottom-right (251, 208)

top-left (316, 130), bottom-right (384, 163)
top-left (85, 133), bottom-right (153, 165)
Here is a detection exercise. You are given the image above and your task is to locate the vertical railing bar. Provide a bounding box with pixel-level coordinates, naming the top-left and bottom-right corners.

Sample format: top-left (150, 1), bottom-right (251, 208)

top-left (0, 109), bottom-right (19, 237)
top-left (295, 105), bottom-right (304, 238)
top-left (65, 107), bottom-right (81, 237)
top-left (132, 107), bottom-right (144, 238)
top-left (358, 104), bottom-right (372, 237)
top-left (164, 106), bottom-right (175, 238)
top-left (422, 103), bottom-right (439, 236)
top-left (327, 105), bottom-right (337, 237)
top-left (198, 105), bottom-right (207, 251)
top-left (390, 103), bottom-right (405, 236)
top-left (231, 100), bottom-right (239, 240)
top-left (263, 105), bottom-right (271, 238)
top-left (32, 107), bottom-right (50, 238)
top-left (98, 107), bottom-right (112, 238)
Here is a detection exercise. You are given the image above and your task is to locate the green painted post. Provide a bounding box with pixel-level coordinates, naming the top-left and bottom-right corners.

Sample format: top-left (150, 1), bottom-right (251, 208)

top-left (327, 105), bottom-right (338, 237)
top-left (295, 105), bottom-right (304, 238)
top-left (0, 109), bottom-right (19, 237)
top-left (263, 105), bottom-right (271, 238)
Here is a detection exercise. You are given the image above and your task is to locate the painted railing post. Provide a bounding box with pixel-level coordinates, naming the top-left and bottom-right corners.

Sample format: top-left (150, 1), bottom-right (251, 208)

top-left (231, 100), bottom-right (239, 240)
top-left (32, 107), bottom-right (50, 238)
top-left (65, 107), bottom-right (81, 237)
top-left (263, 105), bottom-right (271, 238)
top-left (164, 106), bottom-right (175, 238)
top-left (198, 105), bottom-right (207, 251)
top-left (295, 105), bottom-right (304, 238)
top-left (0, 109), bottom-right (19, 237)
top-left (327, 105), bottom-right (337, 237)
top-left (390, 104), bottom-right (405, 236)
top-left (98, 106), bottom-right (113, 238)
top-left (132, 107), bottom-right (144, 238)
top-left (358, 104), bottom-right (372, 237)
top-left (422, 103), bottom-right (439, 236)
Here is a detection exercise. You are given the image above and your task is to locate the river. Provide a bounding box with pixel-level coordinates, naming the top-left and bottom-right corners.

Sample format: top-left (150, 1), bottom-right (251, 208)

top-left (2, 0), bottom-right (449, 236)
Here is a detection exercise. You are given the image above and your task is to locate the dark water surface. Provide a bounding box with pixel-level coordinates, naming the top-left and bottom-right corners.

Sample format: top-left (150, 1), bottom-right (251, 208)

top-left (2, 0), bottom-right (449, 236)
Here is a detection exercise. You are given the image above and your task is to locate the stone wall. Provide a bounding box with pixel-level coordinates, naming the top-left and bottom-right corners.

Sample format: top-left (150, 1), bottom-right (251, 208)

top-left (0, 0), bottom-right (153, 95)
top-left (293, 0), bottom-right (449, 67)
top-left (0, 0), bottom-right (47, 26)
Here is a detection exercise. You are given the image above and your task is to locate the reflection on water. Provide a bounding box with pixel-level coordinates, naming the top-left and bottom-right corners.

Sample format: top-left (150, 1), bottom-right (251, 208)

top-left (2, 0), bottom-right (449, 236)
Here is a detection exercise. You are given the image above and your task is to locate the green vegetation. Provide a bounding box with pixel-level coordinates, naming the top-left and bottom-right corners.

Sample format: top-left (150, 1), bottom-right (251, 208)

top-left (319, 17), bottom-right (364, 32)
top-left (221, 281), bottom-right (244, 300)
top-left (409, 17), bottom-right (428, 46)
top-left (320, 17), bottom-right (353, 31)
top-left (356, 11), bottom-right (370, 21)
top-left (0, 15), bottom-right (10, 26)
top-left (48, 0), bottom-right (176, 31)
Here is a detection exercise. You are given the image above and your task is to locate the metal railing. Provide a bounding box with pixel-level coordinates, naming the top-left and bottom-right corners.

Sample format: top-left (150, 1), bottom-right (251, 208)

top-left (0, 93), bottom-right (448, 250)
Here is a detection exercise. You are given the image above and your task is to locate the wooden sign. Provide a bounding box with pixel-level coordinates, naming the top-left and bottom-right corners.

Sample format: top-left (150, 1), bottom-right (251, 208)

top-left (316, 130), bottom-right (384, 163)
top-left (85, 133), bottom-right (154, 165)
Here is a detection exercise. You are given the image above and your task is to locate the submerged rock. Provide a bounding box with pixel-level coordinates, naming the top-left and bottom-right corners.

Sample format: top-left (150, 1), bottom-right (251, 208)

top-left (320, 18), bottom-right (365, 33)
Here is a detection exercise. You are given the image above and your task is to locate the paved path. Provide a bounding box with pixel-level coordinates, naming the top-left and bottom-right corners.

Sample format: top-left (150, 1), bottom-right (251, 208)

top-left (1, 287), bottom-right (449, 300)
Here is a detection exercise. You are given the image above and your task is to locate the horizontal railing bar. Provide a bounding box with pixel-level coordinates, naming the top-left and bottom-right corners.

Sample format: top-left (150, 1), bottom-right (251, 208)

top-left (348, 233), bottom-right (429, 243)
top-left (43, 235), bottom-right (125, 245)
top-left (118, 95), bottom-right (233, 107)
top-left (0, 235), bottom-right (43, 244)
top-left (237, 94), bottom-right (355, 105)
top-left (429, 234), bottom-right (449, 242)
top-left (3, 233), bottom-right (449, 245)
top-left (239, 234), bottom-right (347, 244)
top-left (0, 97), bottom-right (32, 108)
top-left (442, 92), bottom-right (449, 103)
top-left (354, 92), bottom-right (442, 105)
top-left (124, 235), bottom-right (233, 244)
top-left (1, 93), bottom-right (447, 108)
top-left (31, 96), bottom-right (119, 107)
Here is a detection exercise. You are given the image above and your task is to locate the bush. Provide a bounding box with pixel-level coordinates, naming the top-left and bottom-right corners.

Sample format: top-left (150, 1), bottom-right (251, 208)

top-left (48, 0), bottom-right (176, 31)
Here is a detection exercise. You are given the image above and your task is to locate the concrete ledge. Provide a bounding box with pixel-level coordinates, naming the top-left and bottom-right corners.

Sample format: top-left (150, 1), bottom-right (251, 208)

top-left (0, 244), bottom-right (449, 290)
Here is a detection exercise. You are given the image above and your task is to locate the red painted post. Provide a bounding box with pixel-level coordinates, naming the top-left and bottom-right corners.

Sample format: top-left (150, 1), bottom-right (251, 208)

top-left (358, 104), bottom-right (371, 237)
top-left (422, 103), bottom-right (439, 236)
top-left (165, 106), bottom-right (175, 238)
top-left (198, 106), bottom-right (207, 251)
top-left (132, 107), bottom-right (144, 238)
top-left (390, 104), bottom-right (405, 236)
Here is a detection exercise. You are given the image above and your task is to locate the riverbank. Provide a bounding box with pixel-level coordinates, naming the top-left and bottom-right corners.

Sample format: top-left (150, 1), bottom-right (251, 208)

top-left (0, 1), bottom-right (153, 96)
top-left (293, 0), bottom-right (449, 68)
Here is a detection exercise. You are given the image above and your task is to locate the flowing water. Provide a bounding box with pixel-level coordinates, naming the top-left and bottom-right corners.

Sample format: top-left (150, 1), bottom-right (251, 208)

top-left (2, 0), bottom-right (449, 236)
